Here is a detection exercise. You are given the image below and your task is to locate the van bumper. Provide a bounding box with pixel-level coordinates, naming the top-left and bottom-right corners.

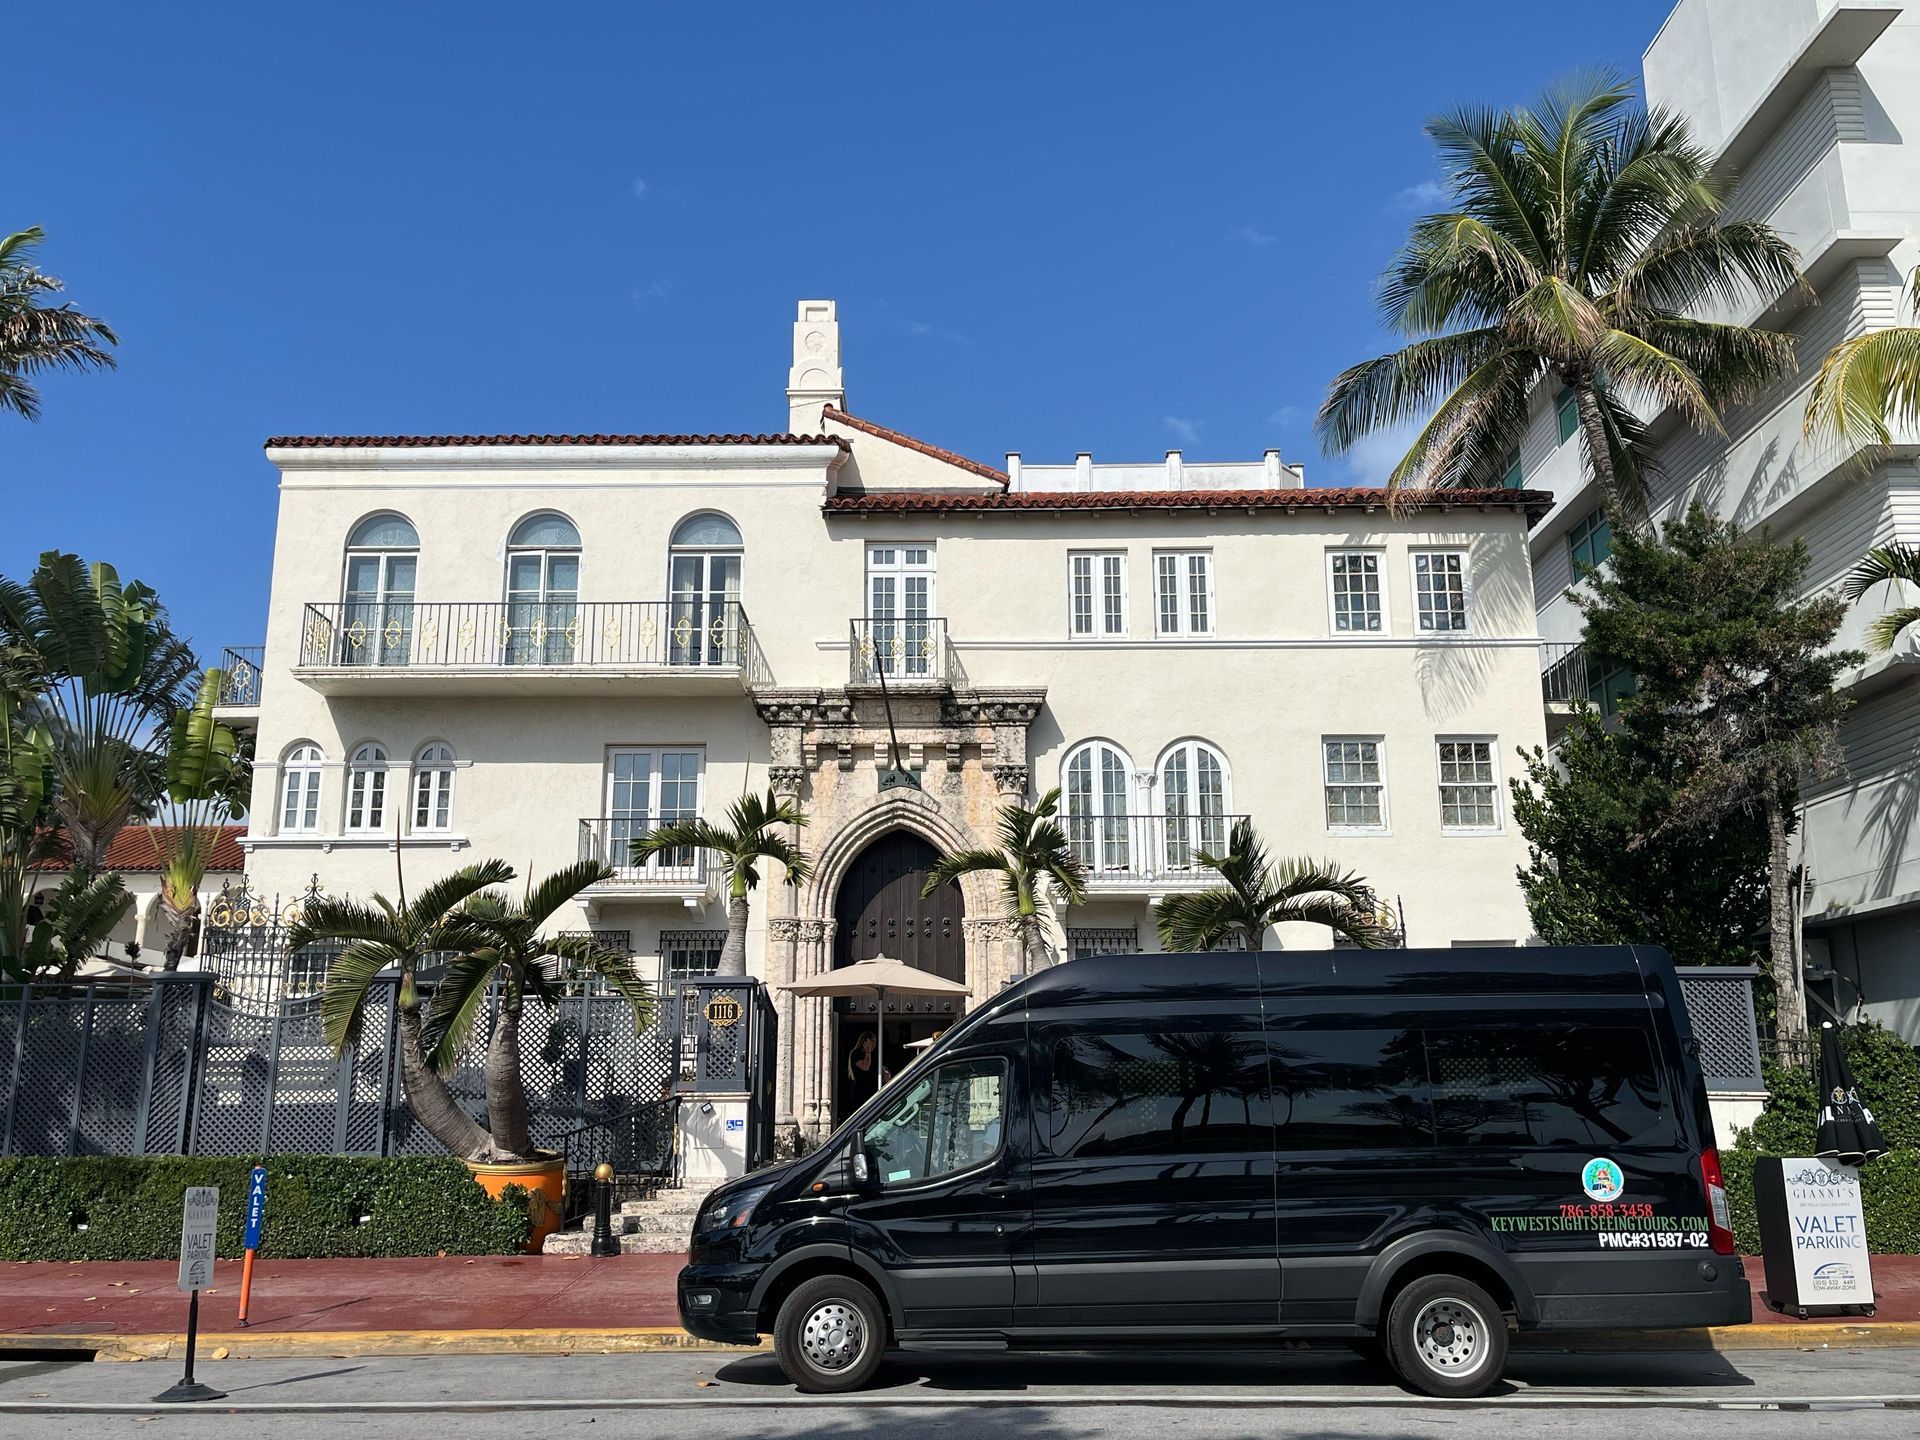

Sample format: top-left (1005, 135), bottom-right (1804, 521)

top-left (677, 1261), bottom-right (763, 1344)
top-left (1522, 1252), bottom-right (1753, 1331)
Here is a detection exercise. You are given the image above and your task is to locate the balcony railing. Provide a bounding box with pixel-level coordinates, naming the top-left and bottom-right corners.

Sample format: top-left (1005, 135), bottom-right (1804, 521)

top-left (849, 615), bottom-right (952, 686)
top-left (297, 600), bottom-right (768, 683)
top-left (1067, 812), bottom-right (1249, 887)
top-left (578, 818), bottom-right (710, 889)
top-left (216, 645), bottom-right (265, 706)
top-left (1541, 642), bottom-right (1588, 707)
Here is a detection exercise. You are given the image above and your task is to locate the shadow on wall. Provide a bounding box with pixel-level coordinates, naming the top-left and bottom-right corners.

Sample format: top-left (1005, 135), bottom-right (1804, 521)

top-left (1410, 532), bottom-right (1522, 725)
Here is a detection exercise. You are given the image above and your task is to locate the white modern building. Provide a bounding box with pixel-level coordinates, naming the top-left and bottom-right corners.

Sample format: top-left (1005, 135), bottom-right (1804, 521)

top-left (1526, 1), bottom-right (1920, 1038)
top-left (224, 300), bottom-right (1551, 1140)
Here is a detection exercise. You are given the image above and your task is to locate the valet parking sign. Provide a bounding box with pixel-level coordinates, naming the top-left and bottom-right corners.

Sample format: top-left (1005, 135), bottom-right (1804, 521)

top-left (1781, 1158), bottom-right (1875, 1304)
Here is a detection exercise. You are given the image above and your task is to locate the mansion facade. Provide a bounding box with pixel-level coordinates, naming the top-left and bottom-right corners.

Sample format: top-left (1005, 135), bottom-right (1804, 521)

top-left (224, 300), bottom-right (1551, 1138)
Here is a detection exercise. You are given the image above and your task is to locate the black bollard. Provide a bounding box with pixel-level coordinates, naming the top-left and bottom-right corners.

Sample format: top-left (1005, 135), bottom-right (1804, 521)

top-left (590, 1161), bottom-right (621, 1257)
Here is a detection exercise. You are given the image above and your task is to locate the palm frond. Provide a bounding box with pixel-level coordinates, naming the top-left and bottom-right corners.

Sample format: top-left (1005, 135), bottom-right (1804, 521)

top-left (1154, 889), bottom-right (1255, 953)
top-left (1843, 543), bottom-right (1920, 600)
top-left (286, 896), bottom-right (400, 954)
top-left (1315, 328), bottom-right (1511, 454)
top-left (630, 817), bottom-right (729, 865)
top-left (1611, 219), bottom-right (1802, 317)
top-left (320, 941), bottom-right (401, 1054)
top-left (1591, 328), bottom-right (1720, 434)
top-left (1866, 605), bottom-right (1920, 653)
top-left (405, 859), bottom-right (516, 936)
top-left (517, 858), bottom-right (613, 930)
top-left (548, 935), bottom-right (653, 1028)
top-left (420, 947), bottom-right (504, 1070)
top-left (1803, 321), bottom-right (1920, 448)
top-left (921, 847), bottom-right (1011, 897)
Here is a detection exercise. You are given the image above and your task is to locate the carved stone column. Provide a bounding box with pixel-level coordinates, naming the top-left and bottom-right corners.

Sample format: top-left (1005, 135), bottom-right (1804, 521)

top-left (963, 915), bottom-right (1024, 1001)
top-left (794, 917), bottom-right (834, 1139)
top-left (767, 917), bottom-right (802, 1138)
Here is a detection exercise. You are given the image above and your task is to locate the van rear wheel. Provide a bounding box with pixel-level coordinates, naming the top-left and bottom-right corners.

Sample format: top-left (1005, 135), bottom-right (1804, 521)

top-left (1383, 1274), bottom-right (1507, 1399)
top-left (772, 1274), bottom-right (887, 1394)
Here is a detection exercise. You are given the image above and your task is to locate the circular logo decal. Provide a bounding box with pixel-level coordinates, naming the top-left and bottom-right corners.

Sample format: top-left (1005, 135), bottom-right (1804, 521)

top-left (1582, 1157), bottom-right (1625, 1203)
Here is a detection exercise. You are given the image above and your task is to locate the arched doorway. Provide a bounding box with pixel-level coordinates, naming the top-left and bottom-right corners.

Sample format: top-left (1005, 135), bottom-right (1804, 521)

top-left (830, 830), bottom-right (965, 1123)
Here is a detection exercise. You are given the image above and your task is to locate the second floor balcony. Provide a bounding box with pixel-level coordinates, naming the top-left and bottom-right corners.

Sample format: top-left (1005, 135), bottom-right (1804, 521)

top-left (577, 817), bottom-right (712, 909)
top-left (212, 645), bottom-right (264, 725)
top-left (1068, 812), bottom-right (1249, 894)
top-left (293, 600), bottom-right (770, 697)
top-left (848, 615), bottom-right (956, 688)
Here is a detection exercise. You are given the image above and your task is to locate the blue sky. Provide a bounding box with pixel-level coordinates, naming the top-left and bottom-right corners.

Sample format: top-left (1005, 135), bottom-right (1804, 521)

top-left (9, 1), bottom-right (1673, 657)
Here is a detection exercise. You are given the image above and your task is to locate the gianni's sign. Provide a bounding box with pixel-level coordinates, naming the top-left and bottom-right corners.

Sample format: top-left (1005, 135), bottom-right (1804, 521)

top-left (1754, 1156), bottom-right (1876, 1312)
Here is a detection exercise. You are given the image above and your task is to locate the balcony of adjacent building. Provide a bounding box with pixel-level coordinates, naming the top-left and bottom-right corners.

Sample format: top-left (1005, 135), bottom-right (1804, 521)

top-left (576, 817), bottom-right (713, 912)
top-left (1067, 813), bottom-right (1249, 897)
top-left (211, 645), bottom-right (264, 728)
top-left (1541, 642), bottom-right (1635, 739)
top-left (290, 600), bottom-right (771, 697)
top-left (847, 615), bottom-right (959, 690)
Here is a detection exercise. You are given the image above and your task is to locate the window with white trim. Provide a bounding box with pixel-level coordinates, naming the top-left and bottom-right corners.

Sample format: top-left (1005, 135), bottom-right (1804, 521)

top-left (606, 747), bottom-right (705, 875)
top-left (279, 743), bottom-right (324, 834)
top-left (1437, 739), bottom-right (1500, 830)
top-left (1158, 738), bottom-right (1229, 868)
top-left (1154, 551), bottom-right (1213, 635)
top-left (1064, 740), bottom-right (1136, 871)
top-left (1328, 551), bottom-right (1384, 634)
top-left (412, 742), bottom-right (456, 833)
top-left (346, 744), bottom-right (389, 832)
top-left (1069, 551), bottom-right (1127, 637)
top-left (1323, 738), bottom-right (1387, 832)
top-left (662, 928), bottom-right (726, 979)
top-left (1412, 550), bottom-right (1469, 632)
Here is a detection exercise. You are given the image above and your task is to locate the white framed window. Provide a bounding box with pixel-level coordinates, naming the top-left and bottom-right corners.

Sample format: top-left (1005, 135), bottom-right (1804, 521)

top-left (279, 743), bottom-right (324, 835)
top-left (1153, 550), bottom-right (1213, 636)
top-left (1328, 550), bottom-right (1385, 634)
top-left (662, 928), bottom-right (725, 979)
top-left (340, 513), bottom-right (418, 667)
top-left (605, 747), bottom-right (705, 875)
top-left (1436, 738), bottom-right (1501, 831)
top-left (1411, 550), bottom-right (1470, 633)
top-left (1157, 738), bottom-right (1230, 868)
top-left (1069, 551), bottom-right (1128, 637)
top-left (1063, 739), bottom-right (1137, 872)
top-left (505, 512), bottom-right (582, 666)
top-left (1323, 737), bottom-right (1388, 833)
top-left (669, 511), bottom-right (744, 667)
top-left (345, 744), bottom-right (389, 833)
top-left (412, 742), bottom-right (456, 833)
top-left (865, 543), bottom-right (938, 676)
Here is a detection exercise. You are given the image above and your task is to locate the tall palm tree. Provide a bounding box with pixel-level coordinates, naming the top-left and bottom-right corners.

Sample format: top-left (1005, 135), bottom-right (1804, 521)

top-left (147, 671), bottom-right (251, 970)
top-left (631, 789), bottom-right (811, 976)
top-left (1804, 267), bottom-right (1920, 449)
top-left (1154, 818), bottom-right (1385, 952)
top-left (1317, 72), bottom-right (1801, 525)
top-left (286, 859), bottom-right (514, 1161)
top-left (1843, 543), bottom-right (1920, 654)
top-left (0, 226), bottom-right (118, 420)
top-left (922, 788), bottom-right (1087, 977)
top-left (421, 861), bottom-right (651, 1161)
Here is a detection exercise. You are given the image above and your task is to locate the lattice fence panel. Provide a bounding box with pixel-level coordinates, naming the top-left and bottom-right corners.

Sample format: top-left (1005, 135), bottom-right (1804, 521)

top-left (144, 981), bottom-right (202, 1153)
top-left (1676, 968), bottom-right (1765, 1094)
top-left (266, 1001), bottom-right (346, 1153)
top-left (192, 997), bottom-right (275, 1154)
top-left (8, 996), bottom-right (85, 1155)
top-left (344, 983), bottom-right (393, 1154)
top-left (70, 995), bottom-right (149, 1155)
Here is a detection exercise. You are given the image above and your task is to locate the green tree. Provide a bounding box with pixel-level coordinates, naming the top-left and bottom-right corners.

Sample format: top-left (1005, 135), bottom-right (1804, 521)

top-left (1154, 818), bottom-right (1385, 952)
top-left (1317, 72), bottom-right (1799, 524)
top-left (1804, 268), bottom-right (1920, 449)
top-left (923, 788), bottom-right (1087, 977)
top-left (630, 789), bottom-right (811, 976)
top-left (1577, 504), bottom-right (1859, 1048)
top-left (0, 226), bottom-right (118, 420)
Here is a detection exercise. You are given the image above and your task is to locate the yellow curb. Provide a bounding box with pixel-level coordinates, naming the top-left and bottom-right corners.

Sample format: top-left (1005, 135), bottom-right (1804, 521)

top-left (1524, 1322), bottom-right (1920, 1352)
top-left (0, 1328), bottom-right (766, 1362)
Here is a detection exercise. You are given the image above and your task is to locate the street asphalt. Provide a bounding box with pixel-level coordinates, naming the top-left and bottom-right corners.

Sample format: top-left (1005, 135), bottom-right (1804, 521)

top-left (2, 1345), bottom-right (1919, 1437)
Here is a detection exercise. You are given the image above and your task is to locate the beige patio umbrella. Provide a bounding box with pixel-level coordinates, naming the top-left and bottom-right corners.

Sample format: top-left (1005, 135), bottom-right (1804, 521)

top-left (779, 954), bottom-right (969, 1091)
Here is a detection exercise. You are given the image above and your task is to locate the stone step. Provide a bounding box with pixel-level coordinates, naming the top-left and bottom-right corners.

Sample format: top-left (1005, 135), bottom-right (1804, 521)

top-left (542, 1228), bottom-right (688, 1256)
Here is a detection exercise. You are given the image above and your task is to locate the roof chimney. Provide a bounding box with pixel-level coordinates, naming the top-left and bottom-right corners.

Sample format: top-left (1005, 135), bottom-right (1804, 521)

top-left (787, 300), bottom-right (844, 434)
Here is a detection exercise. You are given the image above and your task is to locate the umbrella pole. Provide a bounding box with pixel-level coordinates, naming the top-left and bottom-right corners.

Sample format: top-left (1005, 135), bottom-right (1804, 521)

top-left (877, 987), bottom-right (887, 1088)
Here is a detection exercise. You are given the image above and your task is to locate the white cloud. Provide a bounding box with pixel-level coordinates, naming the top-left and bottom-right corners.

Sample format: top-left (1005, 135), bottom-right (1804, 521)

top-left (1392, 178), bottom-right (1448, 211)
top-left (632, 178), bottom-right (650, 200)
top-left (899, 317), bottom-right (972, 346)
top-left (1163, 415), bottom-right (1203, 445)
top-left (1334, 416), bottom-right (1425, 486)
top-left (1269, 404), bottom-right (1304, 428)
top-left (1233, 223), bottom-right (1277, 247)
top-left (632, 279), bottom-right (673, 304)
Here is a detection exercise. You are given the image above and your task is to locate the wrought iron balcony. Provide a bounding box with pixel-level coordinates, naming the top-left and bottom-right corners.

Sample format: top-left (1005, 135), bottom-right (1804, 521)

top-left (293, 600), bottom-right (770, 695)
top-left (578, 817), bottom-right (710, 898)
top-left (1067, 812), bottom-right (1250, 891)
top-left (849, 615), bottom-right (953, 687)
top-left (1541, 641), bottom-right (1588, 709)
top-left (215, 646), bottom-right (265, 709)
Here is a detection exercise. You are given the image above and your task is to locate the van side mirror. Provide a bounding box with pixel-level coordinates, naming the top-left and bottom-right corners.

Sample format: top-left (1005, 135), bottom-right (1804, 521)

top-left (851, 1149), bottom-right (871, 1187)
top-left (807, 1148), bottom-right (873, 1197)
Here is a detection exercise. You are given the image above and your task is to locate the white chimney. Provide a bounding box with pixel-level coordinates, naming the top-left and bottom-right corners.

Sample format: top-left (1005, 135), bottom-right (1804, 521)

top-left (787, 300), bottom-right (845, 434)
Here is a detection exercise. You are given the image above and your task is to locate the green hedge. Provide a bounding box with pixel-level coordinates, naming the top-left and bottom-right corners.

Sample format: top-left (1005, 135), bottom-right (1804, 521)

top-left (1722, 1148), bottom-right (1920, 1255)
top-left (0, 1156), bottom-right (530, 1261)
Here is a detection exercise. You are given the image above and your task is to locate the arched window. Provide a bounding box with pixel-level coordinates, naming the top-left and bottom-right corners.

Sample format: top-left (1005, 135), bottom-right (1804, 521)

top-left (280, 743), bottom-right (324, 835)
top-left (346, 743), bottom-right (389, 833)
top-left (341, 513), bottom-right (418, 667)
top-left (1159, 739), bottom-right (1230, 869)
top-left (412, 742), bottom-right (456, 833)
top-left (506, 512), bottom-right (581, 665)
top-left (1063, 740), bottom-right (1136, 873)
top-left (668, 511), bottom-right (743, 666)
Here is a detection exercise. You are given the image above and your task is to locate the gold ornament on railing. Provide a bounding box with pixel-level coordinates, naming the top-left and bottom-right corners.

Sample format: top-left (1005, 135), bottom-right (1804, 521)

top-left (565, 616), bottom-right (581, 653)
top-left (638, 612), bottom-right (657, 650)
top-left (420, 616), bottom-right (439, 652)
top-left (346, 620), bottom-right (368, 653)
top-left (708, 617), bottom-right (728, 649)
top-left (604, 615), bottom-right (622, 651)
top-left (458, 616), bottom-right (476, 656)
top-left (530, 619), bottom-right (548, 648)
top-left (382, 617), bottom-right (403, 649)
top-left (672, 615), bottom-right (693, 647)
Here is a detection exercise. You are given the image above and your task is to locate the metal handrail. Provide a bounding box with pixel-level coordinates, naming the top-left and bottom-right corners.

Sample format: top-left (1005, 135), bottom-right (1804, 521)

top-left (1066, 812), bottom-right (1250, 884)
top-left (216, 646), bottom-right (265, 706)
top-left (554, 1096), bottom-right (681, 1222)
top-left (849, 614), bottom-right (950, 684)
top-left (1541, 641), bottom-right (1588, 707)
top-left (579, 819), bottom-right (709, 886)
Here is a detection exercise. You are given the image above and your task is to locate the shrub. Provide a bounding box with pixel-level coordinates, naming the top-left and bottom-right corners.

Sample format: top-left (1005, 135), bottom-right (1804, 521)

top-left (0, 1156), bottom-right (529, 1262)
top-left (1722, 1147), bottom-right (1920, 1255)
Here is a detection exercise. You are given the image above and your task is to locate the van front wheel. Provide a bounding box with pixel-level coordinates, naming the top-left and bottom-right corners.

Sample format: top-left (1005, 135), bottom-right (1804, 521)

top-left (773, 1274), bottom-right (887, 1393)
top-left (1383, 1274), bottom-right (1508, 1399)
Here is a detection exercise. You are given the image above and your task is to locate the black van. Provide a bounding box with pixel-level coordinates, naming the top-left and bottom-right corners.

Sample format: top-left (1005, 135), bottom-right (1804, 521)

top-left (678, 946), bottom-right (1748, 1396)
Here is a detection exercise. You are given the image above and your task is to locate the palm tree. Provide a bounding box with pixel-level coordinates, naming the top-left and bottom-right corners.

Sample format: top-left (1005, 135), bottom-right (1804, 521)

top-left (1317, 72), bottom-right (1801, 526)
top-left (147, 670), bottom-right (251, 970)
top-left (1843, 543), bottom-right (1920, 654)
top-left (922, 788), bottom-right (1087, 977)
top-left (0, 227), bottom-right (119, 420)
top-left (1154, 818), bottom-right (1385, 952)
top-left (286, 860), bottom-right (515, 1161)
top-left (630, 789), bottom-right (811, 976)
top-left (420, 861), bottom-right (650, 1161)
top-left (1804, 267), bottom-right (1920, 449)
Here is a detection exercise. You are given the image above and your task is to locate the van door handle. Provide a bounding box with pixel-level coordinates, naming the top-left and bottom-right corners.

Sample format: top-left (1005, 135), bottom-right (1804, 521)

top-left (983, 1180), bottom-right (1014, 1197)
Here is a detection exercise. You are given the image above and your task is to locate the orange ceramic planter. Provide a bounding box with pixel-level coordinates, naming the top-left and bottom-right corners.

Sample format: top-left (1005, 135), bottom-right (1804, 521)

top-left (467, 1154), bottom-right (567, 1252)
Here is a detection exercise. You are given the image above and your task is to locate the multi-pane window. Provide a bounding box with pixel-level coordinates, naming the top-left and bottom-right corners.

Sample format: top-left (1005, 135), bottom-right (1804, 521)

top-left (1064, 740), bottom-right (1135, 872)
top-left (662, 929), bottom-right (725, 979)
top-left (1159, 739), bottom-right (1228, 867)
top-left (1328, 551), bottom-right (1384, 633)
top-left (1323, 738), bottom-right (1387, 831)
top-left (412, 742), bottom-right (455, 832)
top-left (1412, 551), bottom-right (1469, 632)
top-left (866, 543), bottom-right (937, 676)
top-left (279, 743), bottom-right (324, 834)
top-left (1153, 551), bottom-right (1213, 635)
top-left (1069, 552), bottom-right (1127, 637)
top-left (1499, 451), bottom-right (1524, 489)
top-left (1568, 507), bottom-right (1611, 572)
top-left (1436, 739), bottom-right (1499, 830)
top-left (1556, 387), bottom-right (1580, 443)
top-left (346, 744), bottom-right (388, 832)
top-left (606, 748), bottom-right (703, 875)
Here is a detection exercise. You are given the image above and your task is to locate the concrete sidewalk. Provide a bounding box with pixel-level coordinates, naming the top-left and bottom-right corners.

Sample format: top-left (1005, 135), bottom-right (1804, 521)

top-left (2, 1253), bottom-right (1915, 1360)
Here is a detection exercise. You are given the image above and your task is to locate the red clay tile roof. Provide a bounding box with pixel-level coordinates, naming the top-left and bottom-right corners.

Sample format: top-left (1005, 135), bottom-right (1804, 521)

top-left (265, 432), bottom-right (849, 450)
top-left (37, 825), bottom-right (249, 874)
top-left (824, 487), bottom-right (1555, 520)
top-left (823, 407), bottom-right (1009, 486)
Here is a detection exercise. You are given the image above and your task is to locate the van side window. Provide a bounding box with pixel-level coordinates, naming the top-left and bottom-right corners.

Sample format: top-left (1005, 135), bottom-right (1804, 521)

top-left (1266, 1028), bottom-right (1431, 1150)
top-left (861, 1057), bottom-right (1005, 1184)
top-left (1426, 1026), bottom-right (1666, 1148)
top-left (1048, 1030), bottom-right (1271, 1158)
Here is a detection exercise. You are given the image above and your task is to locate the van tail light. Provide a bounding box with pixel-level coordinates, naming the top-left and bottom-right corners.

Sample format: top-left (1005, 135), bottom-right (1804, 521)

top-left (1700, 1148), bottom-right (1736, 1256)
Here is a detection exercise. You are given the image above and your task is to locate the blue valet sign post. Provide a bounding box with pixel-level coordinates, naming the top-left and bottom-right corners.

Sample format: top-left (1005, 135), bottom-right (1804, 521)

top-left (154, 1186), bottom-right (227, 1404)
